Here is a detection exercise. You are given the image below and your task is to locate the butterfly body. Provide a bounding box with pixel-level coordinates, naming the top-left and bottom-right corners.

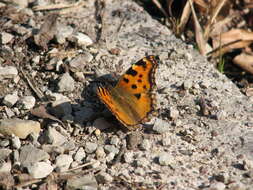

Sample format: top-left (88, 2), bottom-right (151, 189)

top-left (97, 55), bottom-right (158, 130)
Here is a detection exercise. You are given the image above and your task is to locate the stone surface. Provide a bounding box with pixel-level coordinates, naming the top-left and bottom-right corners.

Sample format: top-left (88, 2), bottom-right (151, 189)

top-left (55, 154), bottom-right (73, 172)
top-left (66, 174), bottom-right (98, 190)
top-left (70, 32), bottom-right (93, 46)
top-left (20, 144), bottom-right (50, 167)
top-left (18, 96), bottom-right (36, 110)
top-left (85, 142), bottom-right (98, 154)
top-left (27, 161), bottom-right (53, 179)
top-left (2, 94), bottom-right (19, 107)
top-left (58, 73), bottom-right (75, 92)
top-left (0, 119), bottom-right (41, 139)
top-left (0, 66), bottom-right (18, 79)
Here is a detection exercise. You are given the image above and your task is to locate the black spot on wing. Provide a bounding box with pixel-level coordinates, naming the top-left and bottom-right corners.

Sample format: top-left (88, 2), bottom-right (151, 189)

top-left (131, 84), bottom-right (137, 89)
top-left (137, 79), bottom-right (142, 83)
top-left (143, 85), bottom-right (147, 89)
top-left (134, 93), bottom-right (141, 99)
top-left (126, 68), bottom-right (137, 76)
top-left (123, 78), bottom-right (129, 83)
top-left (135, 59), bottom-right (147, 69)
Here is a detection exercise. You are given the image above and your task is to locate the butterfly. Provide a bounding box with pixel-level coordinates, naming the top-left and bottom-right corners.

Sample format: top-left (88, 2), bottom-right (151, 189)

top-left (96, 55), bottom-right (159, 130)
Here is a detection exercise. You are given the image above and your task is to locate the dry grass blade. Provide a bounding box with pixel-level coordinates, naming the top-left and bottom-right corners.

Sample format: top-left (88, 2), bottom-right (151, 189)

top-left (210, 29), bottom-right (253, 57)
top-left (152, 0), bottom-right (169, 18)
top-left (204, 0), bottom-right (227, 39)
top-left (177, 1), bottom-right (191, 34)
top-left (233, 53), bottom-right (253, 75)
top-left (33, 2), bottom-right (85, 11)
top-left (188, 0), bottom-right (207, 55)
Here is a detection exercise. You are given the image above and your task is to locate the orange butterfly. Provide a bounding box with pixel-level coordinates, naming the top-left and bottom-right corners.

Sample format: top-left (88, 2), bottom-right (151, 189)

top-left (97, 55), bottom-right (158, 130)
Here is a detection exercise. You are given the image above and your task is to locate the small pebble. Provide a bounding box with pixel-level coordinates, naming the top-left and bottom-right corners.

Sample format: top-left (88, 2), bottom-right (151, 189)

top-left (85, 142), bottom-right (98, 154)
top-left (158, 152), bottom-right (174, 166)
top-left (124, 151), bottom-right (134, 163)
top-left (11, 135), bottom-right (21, 149)
top-left (3, 94), bottom-right (19, 107)
top-left (110, 136), bottom-right (120, 146)
top-left (0, 66), bottom-right (18, 79)
top-left (58, 73), bottom-right (75, 92)
top-left (140, 139), bottom-right (151, 150)
top-left (208, 182), bottom-right (226, 190)
top-left (74, 147), bottom-right (86, 162)
top-left (71, 32), bottom-right (93, 46)
top-left (1, 32), bottom-right (14, 44)
top-left (153, 119), bottom-right (170, 134)
top-left (55, 154), bottom-right (73, 172)
top-left (27, 161), bottom-right (53, 179)
top-left (96, 172), bottom-right (113, 183)
top-left (96, 146), bottom-right (106, 159)
top-left (104, 145), bottom-right (119, 154)
top-left (18, 96), bottom-right (36, 110)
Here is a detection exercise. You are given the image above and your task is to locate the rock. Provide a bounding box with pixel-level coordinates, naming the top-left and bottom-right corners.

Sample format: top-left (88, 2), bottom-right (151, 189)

top-left (95, 146), bottom-right (106, 159)
top-left (70, 32), bottom-right (93, 46)
top-left (0, 139), bottom-right (10, 147)
top-left (169, 107), bottom-right (179, 119)
top-left (110, 136), bottom-right (120, 146)
top-left (0, 162), bottom-right (11, 173)
top-left (104, 145), bottom-right (119, 154)
top-left (96, 171), bottom-right (113, 183)
top-left (27, 161), bottom-right (53, 179)
top-left (1, 32), bottom-right (13, 44)
top-left (20, 144), bottom-right (50, 167)
top-left (11, 136), bottom-right (21, 149)
top-left (74, 147), bottom-right (86, 162)
top-left (73, 72), bottom-right (85, 82)
top-left (0, 66), bottom-right (18, 79)
top-left (69, 54), bottom-right (93, 72)
top-left (2, 94), bottom-right (19, 107)
top-left (55, 24), bottom-right (73, 44)
top-left (106, 152), bottom-right (115, 163)
top-left (18, 96), bottom-right (36, 110)
top-left (0, 119), bottom-right (41, 139)
top-left (66, 174), bottom-right (98, 190)
top-left (183, 80), bottom-right (193, 89)
top-left (12, 0), bottom-right (28, 8)
top-left (55, 154), bottom-right (73, 172)
top-left (136, 157), bottom-right (149, 168)
top-left (209, 182), bottom-right (226, 190)
top-left (152, 119), bottom-right (170, 134)
top-left (57, 73), bottom-right (75, 92)
top-left (85, 142), bottom-right (98, 154)
top-left (158, 152), bottom-right (175, 166)
top-left (0, 149), bottom-right (12, 160)
top-left (40, 127), bottom-right (75, 152)
top-left (124, 151), bottom-right (134, 163)
top-left (140, 139), bottom-right (151, 151)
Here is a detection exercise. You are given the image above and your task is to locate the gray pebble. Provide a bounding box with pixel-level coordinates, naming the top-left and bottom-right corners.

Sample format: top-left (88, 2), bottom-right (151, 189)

top-left (140, 139), bottom-right (151, 150)
top-left (66, 174), bottom-right (98, 190)
top-left (3, 94), bottom-right (19, 107)
top-left (58, 73), bottom-right (75, 92)
top-left (104, 145), bottom-right (119, 154)
top-left (18, 96), bottom-right (36, 110)
top-left (70, 32), bottom-right (93, 46)
top-left (153, 119), bottom-right (171, 134)
top-left (96, 146), bottom-right (106, 159)
top-left (124, 151), bottom-right (134, 163)
top-left (136, 157), bottom-right (149, 168)
top-left (110, 136), bottom-right (120, 146)
top-left (74, 147), bottom-right (86, 162)
top-left (55, 154), bottom-right (73, 172)
top-left (55, 24), bottom-right (73, 44)
top-left (11, 136), bottom-right (21, 149)
top-left (1, 32), bottom-right (14, 44)
top-left (27, 161), bottom-right (53, 179)
top-left (0, 162), bottom-right (12, 173)
top-left (0, 66), bottom-right (18, 79)
top-left (158, 152), bottom-right (174, 166)
top-left (208, 182), bottom-right (226, 190)
top-left (169, 107), bottom-right (179, 119)
top-left (85, 142), bottom-right (98, 154)
top-left (96, 171), bottom-right (113, 183)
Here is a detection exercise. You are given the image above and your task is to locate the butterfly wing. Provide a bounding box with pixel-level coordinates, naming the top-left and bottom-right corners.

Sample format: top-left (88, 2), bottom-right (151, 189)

top-left (115, 55), bottom-right (158, 94)
top-left (96, 55), bottom-right (158, 128)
